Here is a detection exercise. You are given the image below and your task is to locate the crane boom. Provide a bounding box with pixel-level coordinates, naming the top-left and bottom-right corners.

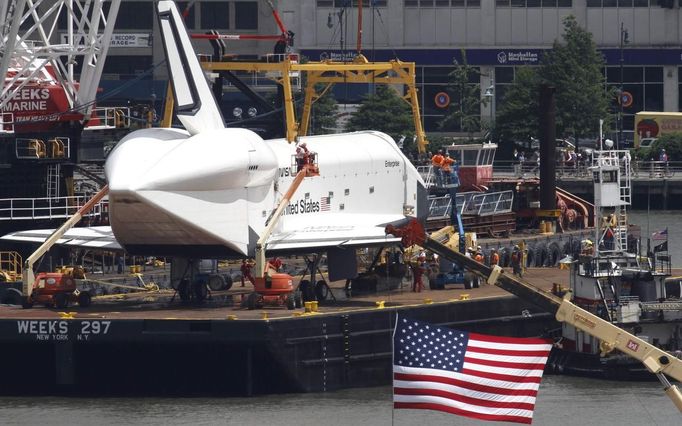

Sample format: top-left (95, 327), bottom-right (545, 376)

top-left (21, 186), bottom-right (109, 302)
top-left (385, 218), bottom-right (682, 412)
top-left (0, 1), bottom-right (121, 120)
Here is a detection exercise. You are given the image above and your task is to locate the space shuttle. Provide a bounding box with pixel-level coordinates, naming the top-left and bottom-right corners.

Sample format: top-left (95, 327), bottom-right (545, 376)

top-left (3, 1), bottom-right (427, 279)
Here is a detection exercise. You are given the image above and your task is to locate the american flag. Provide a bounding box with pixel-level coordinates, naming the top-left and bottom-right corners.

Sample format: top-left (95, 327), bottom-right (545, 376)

top-left (652, 228), bottom-right (668, 241)
top-left (393, 317), bottom-right (552, 424)
top-left (320, 196), bottom-right (330, 212)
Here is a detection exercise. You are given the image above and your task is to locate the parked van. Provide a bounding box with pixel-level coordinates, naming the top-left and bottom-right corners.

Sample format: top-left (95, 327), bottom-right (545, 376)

top-left (639, 137), bottom-right (657, 149)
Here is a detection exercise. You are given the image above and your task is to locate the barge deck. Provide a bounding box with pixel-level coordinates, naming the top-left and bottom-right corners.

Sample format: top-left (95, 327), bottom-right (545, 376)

top-left (0, 268), bottom-right (568, 395)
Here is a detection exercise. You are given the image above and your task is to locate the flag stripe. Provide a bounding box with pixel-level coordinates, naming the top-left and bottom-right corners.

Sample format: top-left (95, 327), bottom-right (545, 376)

top-left (394, 402), bottom-right (533, 425)
top-left (394, 394), bottom-right (534, 417)
top-left (464, 355), bottom-right (548, 371)
top-left (466, 345), bottom-right (552, 357)
top-left (462, 367), bottom-right (544, 384)
top-left (464, 362), bottom-right (546, 378)
top-left (394, 367), bottom-right (542, 390)
top-left (470, 333), bottom-right (553, 346)
top-left (469, 338), bottom-right (553, 352)
top-left (466, 350), bottom-right (549, 364)
top-left (394, 373), bottom-right (540, 397)
top-left (394, 386), bottom-right (537, 410)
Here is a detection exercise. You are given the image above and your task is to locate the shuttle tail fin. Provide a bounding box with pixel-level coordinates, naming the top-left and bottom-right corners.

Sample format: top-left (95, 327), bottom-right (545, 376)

top-left (157, 1), bottom-right (224, 135)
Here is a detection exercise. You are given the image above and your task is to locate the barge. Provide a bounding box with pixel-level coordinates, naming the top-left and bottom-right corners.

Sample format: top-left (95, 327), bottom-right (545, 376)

top-left (0, 268), bottom-right (561, 395)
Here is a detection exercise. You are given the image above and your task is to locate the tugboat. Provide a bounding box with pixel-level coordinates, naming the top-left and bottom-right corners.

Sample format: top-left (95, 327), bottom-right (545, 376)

top-left (550, 149), bottom-right (682, 380)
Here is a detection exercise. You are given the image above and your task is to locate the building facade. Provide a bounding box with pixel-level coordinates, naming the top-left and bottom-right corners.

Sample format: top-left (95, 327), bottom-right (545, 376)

top-left (64, 1), bottom-right (682, 139)
top-left (278, 0), bottom-right (682, 138)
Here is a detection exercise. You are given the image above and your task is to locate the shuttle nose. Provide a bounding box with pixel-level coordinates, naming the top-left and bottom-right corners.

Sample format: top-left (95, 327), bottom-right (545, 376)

top-left (106, 128), bottom-right (272, 192)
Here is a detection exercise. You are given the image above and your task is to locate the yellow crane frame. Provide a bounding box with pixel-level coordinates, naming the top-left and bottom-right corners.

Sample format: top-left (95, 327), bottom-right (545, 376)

top-left (196, 54), bottom-right (429, 153)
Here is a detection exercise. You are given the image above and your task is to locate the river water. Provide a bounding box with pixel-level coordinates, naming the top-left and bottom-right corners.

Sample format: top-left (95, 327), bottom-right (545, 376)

top-left (0, 375), bottom-right (679, 425)
top-left (1, 211), bottom-right (681, 425)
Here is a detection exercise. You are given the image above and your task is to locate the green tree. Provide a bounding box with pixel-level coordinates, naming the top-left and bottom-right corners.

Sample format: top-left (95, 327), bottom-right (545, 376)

top-left (538, 15), bottom-right (612, 140)
top-left (345, 85), bottom-right (414, 141)
top-left (495, 66), bottom-right (540, 147)
top-left (308, 86), bottom-right (338, 135)
top-left (439, 52), bottom-right (482, 135)
top-left (643, 133), bottom-right (682, 161)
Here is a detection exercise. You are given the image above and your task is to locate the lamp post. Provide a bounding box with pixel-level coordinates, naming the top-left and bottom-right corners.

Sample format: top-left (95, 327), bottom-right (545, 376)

top-left (484, 81), bottom-right (494, 139)
top-left (619, 22), bottom-right (629, 150)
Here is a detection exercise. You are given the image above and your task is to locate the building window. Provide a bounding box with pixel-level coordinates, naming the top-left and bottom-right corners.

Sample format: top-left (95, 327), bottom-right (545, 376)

top-left (102, 55), bottom-right (153, 79)
top-left (235, 2), bottom-right (258, 30)
top-left (177, 2), bottom-right (196, 29)
top-left (116, 2), bottom-right (153, 30)
top-left (201, 2), bottom-right (229, 30)
top-left (419, 65), bottom-right (482, 132)
top-left (497, 0), bottom-right (571, 5)
top-left (330, 0), bottom-right (387, 5)
top-left (589, 0), bottom-right (655, 4)
top-left (606, 66), bottom-right (664, 133)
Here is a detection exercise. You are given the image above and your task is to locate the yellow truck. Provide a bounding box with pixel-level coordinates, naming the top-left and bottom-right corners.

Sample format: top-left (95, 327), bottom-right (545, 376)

top-left (634, 111), bottom-right (682, 148)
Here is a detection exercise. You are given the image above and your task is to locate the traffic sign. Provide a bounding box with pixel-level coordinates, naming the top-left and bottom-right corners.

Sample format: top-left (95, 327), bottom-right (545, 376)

top-left (434, 92), bottom-right (450, 108)
top-left (620, 91), bottom-right (633, 108)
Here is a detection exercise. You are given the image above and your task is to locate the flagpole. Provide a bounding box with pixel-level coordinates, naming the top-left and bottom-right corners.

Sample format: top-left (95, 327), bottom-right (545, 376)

top-left (391, 312), bottom-right (398, 426)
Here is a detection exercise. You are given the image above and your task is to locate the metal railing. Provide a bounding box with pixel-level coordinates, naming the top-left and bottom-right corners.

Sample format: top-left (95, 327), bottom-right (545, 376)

top-left (87, 107), bottom-right (131, 129)
top-left (490, 160), bottom-right (682, 179)
top-left (15, 137), bottom-right (70, 160)
top-left (417, 165), bottom-right (434, 187)
top-left (0, 196), bottom-right (107, 221)
top-left (428, 190), bottom-right (514, 219)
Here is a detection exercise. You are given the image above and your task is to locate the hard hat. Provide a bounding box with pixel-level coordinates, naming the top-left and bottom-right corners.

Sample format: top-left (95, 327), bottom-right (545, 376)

top-left (300, 142), bottom-right (307, 147)
top-left (477, 245), bottom-right (482, 250)
top-left (514, 245), bottom-right (520, 249)
top-left (467, 247), bottom-right (473, 252)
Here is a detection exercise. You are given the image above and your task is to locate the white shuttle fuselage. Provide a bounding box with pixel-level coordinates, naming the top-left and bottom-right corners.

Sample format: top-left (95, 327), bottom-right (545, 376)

top-left (102, 1), bottom-right (426, 259)
top-left (105, 128), bottom-right (426, 257)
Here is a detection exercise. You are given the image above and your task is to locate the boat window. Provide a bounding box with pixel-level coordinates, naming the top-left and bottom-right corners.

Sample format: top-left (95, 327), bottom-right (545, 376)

top-left (481, 149), bottom-right (490, 165)
top-left (463, 149), bottom-right (478, 166)
top-left (603, 170), bottom-right (617, 183)
top-left (593, 171), bottom-right (600, 183)
top-left (486, 149), bottom-right (494, 165)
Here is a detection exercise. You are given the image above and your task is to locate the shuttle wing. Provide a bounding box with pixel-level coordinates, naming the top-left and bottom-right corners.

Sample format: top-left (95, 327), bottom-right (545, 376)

top-left (265, 221), bottom-right (401, 253)
top-left (157, 0), bottom-right (225, 135)
top-left (1, 226), bottom-right (121, 250)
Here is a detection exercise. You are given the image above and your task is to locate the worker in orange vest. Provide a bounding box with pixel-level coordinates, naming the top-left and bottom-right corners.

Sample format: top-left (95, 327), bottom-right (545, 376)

top-left (431, 150), bottom-right (444, 186)
top-left (441, 152), bottom-right (455, 185)
top-left (474, 250), bottom-right (484, 263)
top-left (489, 248), bottom-right (500, 267)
